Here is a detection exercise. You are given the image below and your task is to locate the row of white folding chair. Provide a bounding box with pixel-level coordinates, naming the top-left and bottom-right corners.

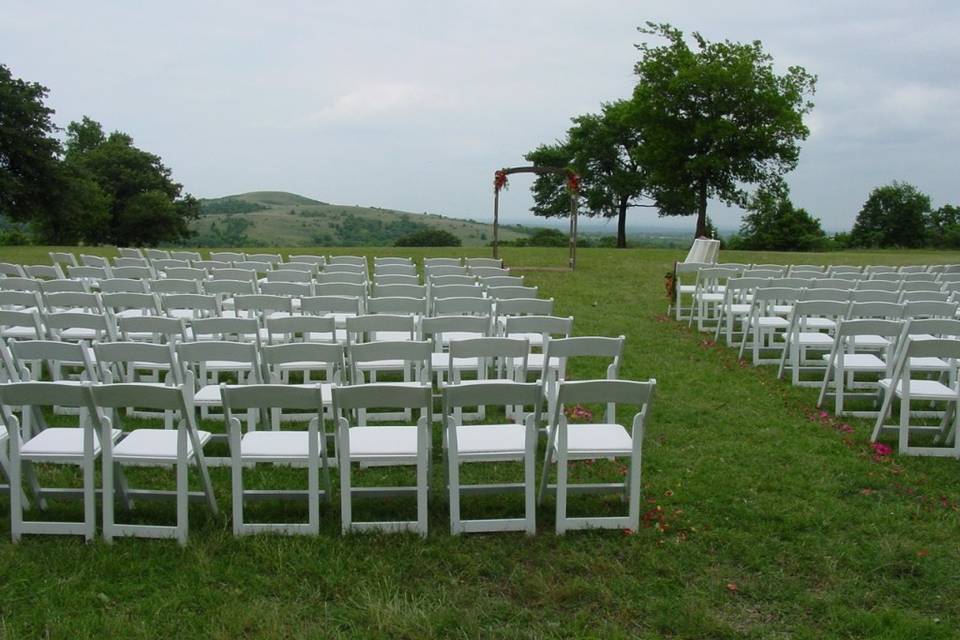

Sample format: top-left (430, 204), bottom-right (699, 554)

top-left (0, 372), bottom-right (650, 541)
top-left (738, 293), bottom-right (958, 366)
top-left (703, 273), bottom-right (957, 336)
top-left (715, 279), bottom-right (959, 346)
top-left (0, 296), bottom-right (558, 347)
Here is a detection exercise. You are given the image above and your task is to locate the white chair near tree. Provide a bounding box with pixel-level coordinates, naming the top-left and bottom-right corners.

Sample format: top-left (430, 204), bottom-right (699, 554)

top-left (333, 383), bottom-right (433, 537)
top-left (539, 379), bottom-right (656, 535)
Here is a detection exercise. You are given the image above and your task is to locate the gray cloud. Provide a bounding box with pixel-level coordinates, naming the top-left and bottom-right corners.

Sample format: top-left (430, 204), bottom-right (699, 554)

top-left (2, 0), bottom-right (957, 234)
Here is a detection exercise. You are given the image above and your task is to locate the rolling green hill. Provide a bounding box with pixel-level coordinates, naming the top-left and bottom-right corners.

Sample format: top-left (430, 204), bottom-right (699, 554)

top-left (194, 192), bottom-right (529, 247)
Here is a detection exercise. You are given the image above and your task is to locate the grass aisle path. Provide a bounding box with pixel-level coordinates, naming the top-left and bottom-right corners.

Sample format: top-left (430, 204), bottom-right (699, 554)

top-left (0, 246), bottom-right (958, 638)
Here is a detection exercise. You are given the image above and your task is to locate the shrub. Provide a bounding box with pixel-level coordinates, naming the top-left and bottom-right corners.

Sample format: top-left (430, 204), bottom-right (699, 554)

top-left (395, 229), bottom-right (462, 247)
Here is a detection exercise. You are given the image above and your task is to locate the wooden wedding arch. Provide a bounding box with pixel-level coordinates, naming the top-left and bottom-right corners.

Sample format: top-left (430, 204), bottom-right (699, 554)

top-left (492, 166), bottom-right (580, 270)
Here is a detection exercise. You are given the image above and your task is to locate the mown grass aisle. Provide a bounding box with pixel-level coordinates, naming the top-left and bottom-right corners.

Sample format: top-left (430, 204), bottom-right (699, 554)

top-left (0, 245), bottom-right (958, 638)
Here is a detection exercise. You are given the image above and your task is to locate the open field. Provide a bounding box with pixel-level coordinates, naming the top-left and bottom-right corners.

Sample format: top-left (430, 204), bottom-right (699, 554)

top-left (1, 246), bottom-right (960, 638)
top-left (194, 191), bottom-right (529, 247)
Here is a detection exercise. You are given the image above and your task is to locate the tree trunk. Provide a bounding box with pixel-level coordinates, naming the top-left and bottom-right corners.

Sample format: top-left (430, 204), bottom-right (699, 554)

top-left (617, 197), bottom-right (628, 248)
top-left (695, 179), bottom-right (708, 238)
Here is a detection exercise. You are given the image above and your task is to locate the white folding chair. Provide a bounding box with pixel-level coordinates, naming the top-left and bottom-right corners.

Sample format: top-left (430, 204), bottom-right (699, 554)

top-left (540, 335), bottom-right (625, 428)
top-left (871, 337), bottom-right (960, 457)
top-left (777, 300), bottom-right (848, 386)
top-left (539, 379), bottom-right (656, 534)
top-left (738, 287), bottom-right (800, 365)
top-left (421, 315), bottom-right (492, 387)
top-left (443, 381), bottom-right (542, 535)
top-left (223, 384), bottom-right (331, 536)
top-left (92, 383), bottom-right (217, 545)
top-left (333, 383), bottom-right (432, 536)
top-left (817, 319), bottom-right (904, 416)
top-left (348, 340), bottom-right (432, 424)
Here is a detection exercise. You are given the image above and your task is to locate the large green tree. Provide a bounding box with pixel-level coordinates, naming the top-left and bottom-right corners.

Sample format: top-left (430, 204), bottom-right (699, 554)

top-left (0, 64), bottom-right (62, 228)
top-left (64, 117), bottom-right (199, 246)
top-left (730, 184), bottom-right (827, 251)
top-left (630, 23), bottom-right (816, 237)
top-left (849, 181), bottom-right (930, 248)
top-left (926, 203), bottom-right (960, 248)
top-left (526, 100), bottom-right (651, 248)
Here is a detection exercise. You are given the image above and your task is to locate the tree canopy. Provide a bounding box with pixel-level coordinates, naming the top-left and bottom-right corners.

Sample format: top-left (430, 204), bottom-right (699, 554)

top-left (727, 185), bottom-right (827, 251)
top-left (630, 23), bottom-right (817, 237)
top-left (848, 181), bottom-right (930, 248)
top-left (526, 100), bottom-right (649, 247)
top-left (0, 64), bottom-right (62, 227)
top-left (0, 65), bottom-right (198, 246)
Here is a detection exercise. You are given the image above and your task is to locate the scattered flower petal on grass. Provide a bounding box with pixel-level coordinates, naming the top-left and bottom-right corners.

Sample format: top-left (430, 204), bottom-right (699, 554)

top-left (871, 442), bottom-right (893, 457)
top-left (726, 582), bottom-right (739, 593)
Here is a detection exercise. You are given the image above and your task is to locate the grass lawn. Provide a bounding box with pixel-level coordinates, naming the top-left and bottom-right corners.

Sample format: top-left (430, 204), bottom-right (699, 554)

top-left (1, 245), bottom-right (959, 638)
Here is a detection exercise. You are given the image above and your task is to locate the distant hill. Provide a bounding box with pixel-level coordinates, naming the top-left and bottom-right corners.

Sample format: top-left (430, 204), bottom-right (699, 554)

top-left (194, 191), bottom-right (529, 247)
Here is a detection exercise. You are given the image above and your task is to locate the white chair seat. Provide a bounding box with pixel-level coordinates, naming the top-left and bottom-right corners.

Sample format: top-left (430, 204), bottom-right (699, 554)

top-left (802, 318), bottom-right (836, 330)
top-left (510, 353), bottom-right (560, 371)
top-left (194, 385), bottom-right (222, 405)
top-left (241, 431), bottom-right (317, 460)
top-left (356, 358), bottom-right (406, 371)
top-left (60, 328), bottom-right (98, 341)
top-left (559, 423), bottom-right (633, 457)
top-left (113, 429), bottom-right (212, 462)
top-left (878, 378), bottom-right (958, 400)
top-left (21, 427), bottom-right (122, 459)
top-left (678, 285), bottom-right (696, 293)
top-left (431, 353), bottom-right (480, 370)
top-left (506, 332), bottom-right (544, 347)
top-left (373, 331), bottom-right (414, 342)
top-left (853, 335), bottom-right (890, 349)
top-left (772, 304), bottom-right (794, 315)
top-left (456, 424), bottom-right (525, 456)
top-left (1, 327), bottom-right (41, 339)
top-left (824, 353), bottom-right (887, 371)
top-left (728, 304), bottom-right (751, 314)
top-left (205, 360), bottom-right (254, 372)
top-left (751, 316), bottom-right (790, 329)
top-left (115, 309), bottom-right (151, 319)
top-left (795, 332), bottom-right (835, 346)
top-left (347, 426), bottom-right (418, 459)
top-left (696, 293), bottom-right (724, 303)
top-left (285, 382), bottom-right (333, 405)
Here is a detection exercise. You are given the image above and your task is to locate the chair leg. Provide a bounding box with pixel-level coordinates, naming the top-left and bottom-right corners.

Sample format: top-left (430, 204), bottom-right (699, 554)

top-left (102, 459), bottom-right (115, 544)
top-left (627, 454), bottom-right (642, 531)
top-left (524, 444), bottom-right (536, 535)
top-left (538, 428), bottom-right (556, 505)
top-left (231, 446), bottom-right (244, 537)
top-left (448, 451), bottom-right (461, 535)
top-left (83, 456), bottom-right (96, 543)
top-left (176, 452), bottom-right (188, 547)
top-left (9, 446), bottom-right (22, 543)
top-left (555, 449), bottom-right (568, 535)
top-left (339, 441), bottom-right (352, 535)
top-left (308, 456), bottom-right (320, 536)
top-left (416, 448), bottom-right (428, 538)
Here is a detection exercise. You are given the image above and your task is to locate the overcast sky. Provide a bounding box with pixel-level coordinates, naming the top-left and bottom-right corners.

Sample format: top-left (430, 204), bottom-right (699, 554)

top-left (3, 0), bottom-right (958, 233)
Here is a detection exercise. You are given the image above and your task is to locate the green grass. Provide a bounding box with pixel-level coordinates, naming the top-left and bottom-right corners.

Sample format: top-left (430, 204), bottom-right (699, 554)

top-left (2, 245), bottom-right (960, 638)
